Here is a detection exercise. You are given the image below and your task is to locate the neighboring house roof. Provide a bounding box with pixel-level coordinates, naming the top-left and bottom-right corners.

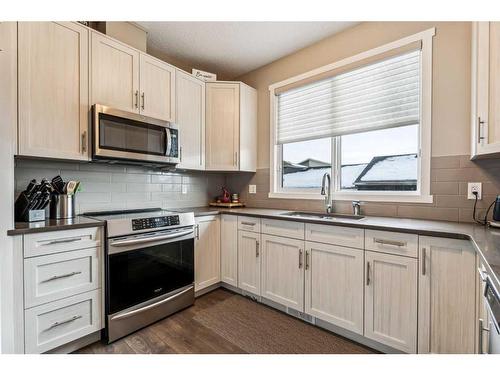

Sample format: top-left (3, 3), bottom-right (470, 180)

top-left (282, 167), bottom-right (330, 188)
top-left (354, 153), bottom-right (417, 186)
top-left (283, 160), bottom-right (308, 174)
top-left (298, 158), bottom-right (331, 169)
top-left (340, 163), bottom-right (368, 189)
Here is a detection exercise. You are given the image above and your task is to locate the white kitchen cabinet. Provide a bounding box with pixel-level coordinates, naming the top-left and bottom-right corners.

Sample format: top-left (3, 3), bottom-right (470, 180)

top-left (205, 82), bottom-right (257, 172)
top-left (238, 230), bottom-right (261, 295)
top-left (176, 70), bottom-right (205, 170)
top-left (478, 263), bottom-right (491, 354)
top-left (18, 22), bottom-right (89, 160)
top-left (91, 31), bottom-right (140, 113)
top-left (364, 251), bottom-right (418, 353)
top-left (418, 236), bottom-right (476, 353)
top-left (139, 53), bottom-right (175, 121)
top-left (305, 241), bottom-right (364, 335)
top-left (194, 215), bottom-right (221, 292)
top-left (472, 22), bottom-right (500, 158)
top-left (261, 234), bottom-right (305, 311)
top-left (220, 215), bottom-right (238, 287)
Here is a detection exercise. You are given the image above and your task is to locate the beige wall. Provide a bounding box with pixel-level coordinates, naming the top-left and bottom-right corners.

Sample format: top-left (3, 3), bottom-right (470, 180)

top-left (236, 22), bottom-right (472, 169)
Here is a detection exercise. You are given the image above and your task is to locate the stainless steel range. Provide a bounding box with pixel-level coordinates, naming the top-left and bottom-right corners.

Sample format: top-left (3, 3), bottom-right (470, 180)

top-left (85, 208), bottom-right (195, 343)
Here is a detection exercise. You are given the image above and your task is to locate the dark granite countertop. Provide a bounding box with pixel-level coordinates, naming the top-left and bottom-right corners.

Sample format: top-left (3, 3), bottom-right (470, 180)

top-left (7, 215), bottom-right (104, 236)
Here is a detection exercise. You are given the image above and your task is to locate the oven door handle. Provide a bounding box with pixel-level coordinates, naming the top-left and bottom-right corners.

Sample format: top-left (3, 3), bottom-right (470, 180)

top-left (110, 228), bottom-right (194, 247)
top-left (110, 286), bottom-right (194, 321)
top-left (165, 128), bottom-right (172, 157)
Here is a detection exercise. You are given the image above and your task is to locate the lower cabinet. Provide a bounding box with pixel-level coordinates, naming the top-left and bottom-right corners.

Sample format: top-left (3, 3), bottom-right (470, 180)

top-left (220, 215), bottom-right (238, 287)
top-left (304, 241), bottom-right (364, 335)
top-left (364, 251), bottom-right (418, 353)
top-left (194, 215), bottom-right (220, 292)
top-left (237, 230), bottom-right (261, 295)
top-left (418, 236), bottom-right (476, 354)
top-left (261, 234), bottom-right (305, 311)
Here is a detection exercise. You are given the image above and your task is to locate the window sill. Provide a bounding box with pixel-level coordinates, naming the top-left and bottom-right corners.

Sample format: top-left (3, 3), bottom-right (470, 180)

top-left (268, 191), bottom-right (434, 204)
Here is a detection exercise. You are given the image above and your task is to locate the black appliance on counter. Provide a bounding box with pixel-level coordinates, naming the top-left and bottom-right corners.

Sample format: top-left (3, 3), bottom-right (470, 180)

top-left (84, 208), bottom-right (195, 343)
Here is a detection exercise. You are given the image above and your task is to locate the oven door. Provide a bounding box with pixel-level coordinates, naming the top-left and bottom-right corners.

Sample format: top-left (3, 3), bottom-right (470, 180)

top-left (107, 227), bottom-right (194, 315)
top-left (92, 104), bottom-right (179, 164)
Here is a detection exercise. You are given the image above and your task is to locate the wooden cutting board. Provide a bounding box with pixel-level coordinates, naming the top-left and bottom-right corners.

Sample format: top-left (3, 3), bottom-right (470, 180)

top-left (209, 202), bottom-right (245, 208)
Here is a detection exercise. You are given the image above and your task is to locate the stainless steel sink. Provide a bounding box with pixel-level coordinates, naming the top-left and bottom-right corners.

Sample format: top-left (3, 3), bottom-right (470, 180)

top-left (281, 211), bottom-right (365, 220)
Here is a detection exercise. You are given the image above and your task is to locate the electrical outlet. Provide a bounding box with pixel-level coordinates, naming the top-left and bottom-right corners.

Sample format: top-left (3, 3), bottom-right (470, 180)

top-left (249, 185), bottom-right (256, 194)
top-left (467, 182), bottom-right (482, 200)
top-left (181, 185), bottom-right (188, 195)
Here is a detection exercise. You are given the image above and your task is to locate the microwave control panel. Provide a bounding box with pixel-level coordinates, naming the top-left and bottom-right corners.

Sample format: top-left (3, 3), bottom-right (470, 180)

top-left (132, 215), bottom-right (180, 231)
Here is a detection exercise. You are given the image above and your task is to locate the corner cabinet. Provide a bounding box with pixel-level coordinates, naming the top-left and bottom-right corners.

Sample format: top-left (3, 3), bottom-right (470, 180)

top-left (176, 70), bottom-right (206, 170)
top-left (91, 31), bottom-right (175, 121)
top-left (205, 82), bottom-right (257, 172)
top-left (18, 22), bottom-right (90, 160)
top-left (194, 215), bottom-right (221, 292)
top-left (220, 215), bottom-right (238, 286)
top-left (471, 22), bottom-right (500, 158)
top-left (418, 236), bottom-right (477, 353)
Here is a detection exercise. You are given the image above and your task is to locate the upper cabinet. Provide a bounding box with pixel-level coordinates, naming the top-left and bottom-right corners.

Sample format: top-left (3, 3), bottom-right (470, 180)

top-left (176, 70), bottom-right (206, 170)
top-left (472, 22), bottom-right (500, 158)
top-left (91, 32), bottom-right (175, 121)
top-left (91, 31), bottom-right (140, 113)
top-left (18, 22), bottom-right (89, 160)
top-left (205, 82), bottom-right (257, 172)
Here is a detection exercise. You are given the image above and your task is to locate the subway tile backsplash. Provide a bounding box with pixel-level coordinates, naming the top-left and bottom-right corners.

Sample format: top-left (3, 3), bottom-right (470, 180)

top-left (15, 159), bottom-right (225, 214)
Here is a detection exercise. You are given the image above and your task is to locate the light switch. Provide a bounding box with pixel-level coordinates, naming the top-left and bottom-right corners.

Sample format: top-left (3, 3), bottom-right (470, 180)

top-left (181, 185), bottom-right (188, 195)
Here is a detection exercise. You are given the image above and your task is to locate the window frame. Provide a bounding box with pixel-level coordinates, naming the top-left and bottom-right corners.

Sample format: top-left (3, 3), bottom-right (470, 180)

top-left (268, 28), bottom-right (435, 204)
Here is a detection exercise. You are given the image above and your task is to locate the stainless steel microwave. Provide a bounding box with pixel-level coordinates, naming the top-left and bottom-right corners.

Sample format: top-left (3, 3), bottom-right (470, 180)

top-left (92, 104), bottom-right (179, 165)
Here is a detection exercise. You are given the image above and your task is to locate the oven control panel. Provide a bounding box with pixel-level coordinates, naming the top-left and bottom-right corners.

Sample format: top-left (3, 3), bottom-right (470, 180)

top-left (132, 215), bottom-right (180, 231)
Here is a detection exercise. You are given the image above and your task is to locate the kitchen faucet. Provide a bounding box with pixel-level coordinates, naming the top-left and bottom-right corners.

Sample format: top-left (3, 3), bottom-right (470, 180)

top-left (320, 172), bottom-right (333, 213)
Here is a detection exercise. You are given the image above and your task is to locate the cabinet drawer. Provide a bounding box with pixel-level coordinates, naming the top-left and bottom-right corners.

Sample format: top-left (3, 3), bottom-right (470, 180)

top-left (24, 248), bottom-right (101, 308)
top-left (24, 227), bottom-right (102, 258)
top-left (25, 289), bottom-right (102, 354)
top-left (305, 224), bottom-right (364, 249)
top-left (261, 219), bottom-right (304, 240)
top-left (365, 230), bottom-right (418, 258)
top-left (238, 216), bottom-right (261, 232)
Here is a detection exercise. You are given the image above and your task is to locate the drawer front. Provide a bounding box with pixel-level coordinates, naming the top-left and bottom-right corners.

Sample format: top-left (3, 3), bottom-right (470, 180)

top-left (261, 219), bottom-right (305, 240)
top-left (365, 230), bottom-right (418, 258)
top-left (238, 216), bottom-right (261, 232)
top-left (24, 248), bottom-right (101, 308)
top-left (305, 223), bottom-right (364, 249)
top-left (25, 289), bottom-right (102, 354)
top-left (24, 227), bottom-right (102, 258)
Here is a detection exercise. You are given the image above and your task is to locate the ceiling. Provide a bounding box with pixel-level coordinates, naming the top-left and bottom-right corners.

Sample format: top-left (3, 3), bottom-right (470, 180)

top-left (136, 22), bottom-right (359, 79)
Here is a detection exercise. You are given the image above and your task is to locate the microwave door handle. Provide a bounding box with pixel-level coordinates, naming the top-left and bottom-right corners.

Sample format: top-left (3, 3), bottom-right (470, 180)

top-left (165, 128), bottom-right (172, 157)
top-left (110, 228), bottom-right (194, 247)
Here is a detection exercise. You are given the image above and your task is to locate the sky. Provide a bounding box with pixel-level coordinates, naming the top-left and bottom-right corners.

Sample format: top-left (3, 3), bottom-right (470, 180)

top-left (282, 124), bottom-right (419, 165)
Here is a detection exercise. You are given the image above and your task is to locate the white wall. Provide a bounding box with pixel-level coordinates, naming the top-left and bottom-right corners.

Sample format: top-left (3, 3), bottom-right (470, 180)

top-left (0, 22), bottom-right (17, 353)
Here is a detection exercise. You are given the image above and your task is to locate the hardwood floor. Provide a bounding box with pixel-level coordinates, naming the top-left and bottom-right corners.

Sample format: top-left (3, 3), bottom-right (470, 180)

top-left (75, 288), bottom-right (376, 354)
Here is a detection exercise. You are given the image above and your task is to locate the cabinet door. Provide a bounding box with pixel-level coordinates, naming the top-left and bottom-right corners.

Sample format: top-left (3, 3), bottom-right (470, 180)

top-left (18, 22), bottom-right (89, 160)
top-left (239, 83), bottom-right (257, 172)
top-left (194, 216), bottom-right (220, 292)
top-left (364, 251), bottom-right (417, 353)
top-left (205, 82), bottom-right (240, 171)
top-left (238, 230), bottom-right (261, 295)
top-left (139, 54), bottom-right (175, 121)
top-left (305, 242), bottom-right (363, 334)
top-left (91, 31), bottom-right (139, 112)
top-left (478, 264), bottom-right (491, 354)
top-left (176, 70), bottom-right (205, 170)
top-left (418, 236), bottom-right (476, 353)
top-left (261, 234), bottom-right (304, 310)
top-left (220, 215), bottom-right (238, 287)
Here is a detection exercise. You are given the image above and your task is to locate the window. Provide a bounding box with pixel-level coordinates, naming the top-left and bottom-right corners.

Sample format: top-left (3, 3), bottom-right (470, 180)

top-left (270, 29), bottom-right (434, 203)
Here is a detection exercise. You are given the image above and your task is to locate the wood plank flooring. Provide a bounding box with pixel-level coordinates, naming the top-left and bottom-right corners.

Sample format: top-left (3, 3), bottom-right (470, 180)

top-left (75, 288), bottom-right (376, 354)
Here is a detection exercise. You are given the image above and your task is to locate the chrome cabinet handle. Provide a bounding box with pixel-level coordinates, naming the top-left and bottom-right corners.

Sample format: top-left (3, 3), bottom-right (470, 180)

top-left (478, 116), bottom-right (485, 142)
top-left (42, 237), bottom-right (83, 246)
top-left (179, 146), bottom-right (183, 162)
top-left (195, 225), bottom-right (200, 240)
top-left (422, 247), bottom-right (426, 275)
top-left (234, 151), bottom-right (238, 166)
top-left (81, 131), bottom-right (87, 153)
top-left (299, 249), bottom-right (303, 269)
top-left (47, 315), bottom-right (82, 330)
top-left (134, 90), bottom-right (139, 109)
top-left (141, 92), bottom-right (145, 110)
top-left (241, 221), bottom-right (256, 226)
top-left (305, 250), bottom-right (310, 270)
top-left (256, 240), bottom-right (259, 257)
top-left (373, 238), bottom-right (406, 247)
top-left (42, 271), bottom-right (82, 283)
top-left (366, 261), bottom-right (371, 286)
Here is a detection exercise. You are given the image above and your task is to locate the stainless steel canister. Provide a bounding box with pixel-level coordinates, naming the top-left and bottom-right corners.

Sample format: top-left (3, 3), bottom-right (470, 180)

top-left (50, 194), bottom-right (76, 219)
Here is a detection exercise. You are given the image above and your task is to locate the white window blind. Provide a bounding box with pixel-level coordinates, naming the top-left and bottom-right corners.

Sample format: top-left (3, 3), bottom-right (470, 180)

top-left (276, 49), bottom-right (421, 144)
